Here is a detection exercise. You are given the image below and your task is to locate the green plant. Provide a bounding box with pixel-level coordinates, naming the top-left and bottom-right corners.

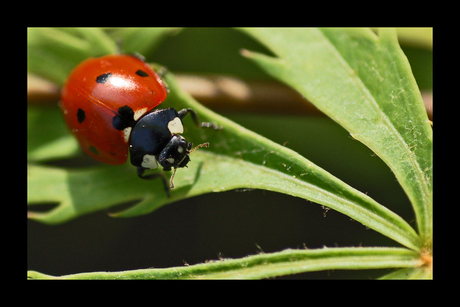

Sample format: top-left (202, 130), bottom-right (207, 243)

top-left (27, 28), bottom-right (432, 279)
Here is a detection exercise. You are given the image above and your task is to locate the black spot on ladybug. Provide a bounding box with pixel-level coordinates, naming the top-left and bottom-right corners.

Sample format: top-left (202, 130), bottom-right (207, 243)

top-left (96, 73), bottom-right (112, 84)
top-left (77, 108), bottom-right (86, 123)
top-left (135, 70), bottom-right (149, 77)
top-left (113, 105), bottom-right (136, 130)
top-left (89, 145), bottom-right (99, 155)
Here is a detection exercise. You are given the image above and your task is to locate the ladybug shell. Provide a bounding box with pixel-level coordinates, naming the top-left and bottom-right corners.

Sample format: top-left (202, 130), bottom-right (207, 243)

top-left (60, 55), bottom-right (168, 165)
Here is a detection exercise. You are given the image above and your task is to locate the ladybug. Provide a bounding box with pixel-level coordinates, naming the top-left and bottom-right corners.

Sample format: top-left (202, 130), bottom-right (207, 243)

top-left (60, 54), bottom-right (220, 196)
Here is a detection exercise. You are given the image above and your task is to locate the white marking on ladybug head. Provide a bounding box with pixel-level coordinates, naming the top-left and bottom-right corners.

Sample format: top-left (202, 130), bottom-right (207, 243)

top-left (134, 107), bottom-right (148, 121)
top-left (123, 127), bottom-right (132, 143)
top-left (141, 154), bottom-right (158, 169)
top-left (168, 117), bottom-right (184, 135)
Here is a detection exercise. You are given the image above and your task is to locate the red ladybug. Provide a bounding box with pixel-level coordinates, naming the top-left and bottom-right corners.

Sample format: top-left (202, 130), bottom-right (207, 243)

top-left (60, 54), bottom-right (219, 195)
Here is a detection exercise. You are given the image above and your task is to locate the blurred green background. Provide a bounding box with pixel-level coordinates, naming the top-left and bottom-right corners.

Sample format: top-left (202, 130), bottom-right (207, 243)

top-left (27, 28), bottom-right (432, 279)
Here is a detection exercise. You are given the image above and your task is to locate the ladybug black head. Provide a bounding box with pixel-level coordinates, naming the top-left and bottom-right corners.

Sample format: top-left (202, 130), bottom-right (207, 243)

top-left (158, 135), bottom-right (192, 171)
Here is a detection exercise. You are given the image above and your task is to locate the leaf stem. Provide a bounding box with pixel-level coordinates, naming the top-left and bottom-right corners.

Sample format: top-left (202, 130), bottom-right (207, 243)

top-left (28, 247), bottom-right (420, 280)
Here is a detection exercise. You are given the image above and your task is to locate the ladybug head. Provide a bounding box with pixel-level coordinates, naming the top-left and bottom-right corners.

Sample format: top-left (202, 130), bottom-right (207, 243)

top-left (158, 135), bottom-right (192, 171)
top-left (158, 135), bottom-right (209, 188)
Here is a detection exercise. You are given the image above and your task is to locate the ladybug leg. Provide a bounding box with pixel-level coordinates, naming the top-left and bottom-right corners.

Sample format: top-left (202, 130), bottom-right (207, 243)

top-left (177, 108), bottom-right (222, 130)
top-left (154, 66), bottom-right (169, 93)
top-left (137, 167), bottom-right (170, 197)
top-left (155, 66), bottom-right (168, 79)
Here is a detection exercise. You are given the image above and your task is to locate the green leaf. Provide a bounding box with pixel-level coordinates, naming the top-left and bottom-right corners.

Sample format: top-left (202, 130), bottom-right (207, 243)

top-left (378, 267), bottom-right (431, 279)
top-left (27, 28), bottom-right (117, 85)
top-left (28, 106), bottom-right (80, 161)
top-left (240, 28), bottom-right (432, 245)
top-left (27, 247), bottom-right (419, 279)
top-left (108, 27), bottom-right (181, 55)
top-left (27, 27), bottom-right (176, 85)
top-left (28, 70), bottom-right (420, 251)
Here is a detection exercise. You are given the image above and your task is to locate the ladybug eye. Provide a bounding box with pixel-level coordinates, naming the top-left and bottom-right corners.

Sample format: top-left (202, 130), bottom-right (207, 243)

top-left (135, 70), bottom-right (149, 77)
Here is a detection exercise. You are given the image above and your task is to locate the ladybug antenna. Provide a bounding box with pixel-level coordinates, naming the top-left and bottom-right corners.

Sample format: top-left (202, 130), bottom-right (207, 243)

top-left (189, 142), bottom-right (209, 154)
top-left (169, 143), bottom-right (209, 189)
top-left (169, 143), bottom-right (210, 189)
